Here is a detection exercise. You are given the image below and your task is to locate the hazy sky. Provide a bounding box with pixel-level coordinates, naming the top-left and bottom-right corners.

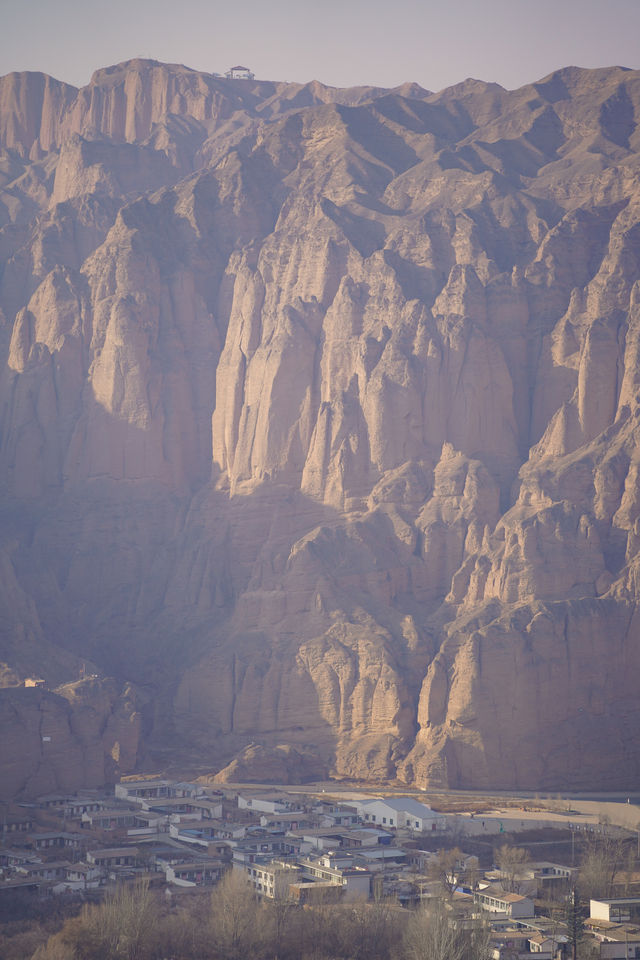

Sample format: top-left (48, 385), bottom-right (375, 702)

top-left (2, 0), bottom-right (639, 93)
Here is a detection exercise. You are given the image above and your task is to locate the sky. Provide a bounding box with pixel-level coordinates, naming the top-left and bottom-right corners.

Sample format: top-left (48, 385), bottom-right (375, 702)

top-left (1, 0), bottom-right (639, 93)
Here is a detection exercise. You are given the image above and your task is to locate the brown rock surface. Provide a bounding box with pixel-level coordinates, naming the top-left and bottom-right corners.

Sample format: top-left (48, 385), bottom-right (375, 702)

top-left (213, 743), bottom-right (328, 784)
top-left (0, 678), bottom-right (143, 800)
top-left (1, 60), bottom-right (640, 794)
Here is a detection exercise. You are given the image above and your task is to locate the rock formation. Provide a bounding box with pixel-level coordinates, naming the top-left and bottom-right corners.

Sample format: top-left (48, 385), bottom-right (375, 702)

top-left (0, 678), bottom-right (143, 800)
top-left (1, 59), bottom-right (640, 794)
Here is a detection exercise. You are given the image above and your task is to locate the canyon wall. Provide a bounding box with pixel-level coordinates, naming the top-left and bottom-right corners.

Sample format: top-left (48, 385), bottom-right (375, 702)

top-left (1, 59), bottom-right (640, 793)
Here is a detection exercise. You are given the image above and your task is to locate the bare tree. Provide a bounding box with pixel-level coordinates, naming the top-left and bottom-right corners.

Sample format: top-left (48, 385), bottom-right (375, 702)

top-left (329, 897), bottom-right (403, 960)
top-left (496, 844), bottom-right (530, 893)
top-left (579, 831), bottom-right (628, 899)
top-left (263, 866), bottom-right (297, 960)
top-left (31, 937), bottom-right (76, 960)
top-left (209, 868), bottom-right (264, 960)
top-left (404, 903), bottom-right (466, 960)
top-left (58, 878), bottom-right (158, 960)
top-left (296, 890), bottom-right (337, 960)
top-left (428, 848), bottom-right (462, 899)
top-left (403, 903), bottom-right (491, 960)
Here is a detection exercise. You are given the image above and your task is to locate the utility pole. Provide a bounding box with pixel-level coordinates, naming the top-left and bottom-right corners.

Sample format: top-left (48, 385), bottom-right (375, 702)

top-left (570, 826), bottom-right (575, 866)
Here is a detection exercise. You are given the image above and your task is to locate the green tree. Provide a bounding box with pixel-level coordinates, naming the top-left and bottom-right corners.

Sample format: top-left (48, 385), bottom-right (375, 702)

top-left (565, 886), bottom-right (585, 960)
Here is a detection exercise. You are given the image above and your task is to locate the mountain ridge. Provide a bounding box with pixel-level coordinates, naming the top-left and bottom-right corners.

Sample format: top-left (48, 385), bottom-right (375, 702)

top-left (1, 60), bottom-right (640, 797)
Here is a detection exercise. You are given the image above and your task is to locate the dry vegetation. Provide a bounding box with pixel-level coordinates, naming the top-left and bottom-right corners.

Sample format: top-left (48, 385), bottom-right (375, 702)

top-left (21, 872), bottom-right (493, 960)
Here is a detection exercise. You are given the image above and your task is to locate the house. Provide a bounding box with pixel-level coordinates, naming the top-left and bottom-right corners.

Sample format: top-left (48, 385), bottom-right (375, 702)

top-left (80, 807), bottom-right (137, 830)
top-left (597, 925), bottom-right (640, 959)
top-left (355, 797), bottom-right (446, 831)
top-left (353, 846), bottom-right (407, 867)
top-left (592, 899), bottom-right (640, 924)
top-left (86, 847), bottom-right (139, 869)
top-left (188, 799), bottom-right (223, 820)
top-left (530, 861), bottom-right (575, 896)
top-left (33, 794), bottom-right (68, 809)
top-left (298, 854), bottom-right (371, 899)
top-left (63, 862), bottom-right (101, 889)
top-left (0, 848), bottom-right (40, 869)
top-left (344, 827), bottom-right (394, 845)
top-left (312, 801), bottom-right (359, 826)
top-left (243, 859), bottom-right (301, 898)
top-left (489, 928), bottom-right (558, 959)
top-left (225, 65), bottom-right (254, 80)
top-left (231, 836), bottom-right (300, 867)
top-left (165, 859), bottom-right (225, 887)
top-left (29, 832), bottom-right (85, 851)
top-left (475, 885), bottom-right (535, 918)
top-left (289, 880), bottom-right (344, 903)
top-left (16, 861), bottom-right (69, 881)
top-left (168, 783), bottom-right (206, 800)
top-left (130, 811), bottom-right (167, 834)
top-left (0, 812), bottom-right (34, 835)
top-left (237, 794), bottom-right (298, 815)
top-left (147, 798), bottom-right (205, 819)
top-left (288, 828), bottom-right (346, 853)
top-left (115, 780), bottom-right (172, 802)
top-left (62, 797), bottom-right (104, 817)
top-left (405, 848), bottom-right (439, 871)
top-left (259, 812), bottom-right (313, 830)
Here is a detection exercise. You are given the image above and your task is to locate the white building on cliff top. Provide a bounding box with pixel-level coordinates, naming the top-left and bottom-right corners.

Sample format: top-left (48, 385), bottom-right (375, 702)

top-left (226, 65), bottom-right (254, 80)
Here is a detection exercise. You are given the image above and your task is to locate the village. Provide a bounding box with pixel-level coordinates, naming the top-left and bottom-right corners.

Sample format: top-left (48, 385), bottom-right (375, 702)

top-left (2, 778), bottom-right (640, 959)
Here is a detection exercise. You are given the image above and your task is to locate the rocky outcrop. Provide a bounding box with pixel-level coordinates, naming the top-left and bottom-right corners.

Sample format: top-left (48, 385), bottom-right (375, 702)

top-left (213, 743), bottom-right (328, 784)
top-left (1, 60), bottom-right (640, 794)
top-left (0, 678), bottom-right (144, 800)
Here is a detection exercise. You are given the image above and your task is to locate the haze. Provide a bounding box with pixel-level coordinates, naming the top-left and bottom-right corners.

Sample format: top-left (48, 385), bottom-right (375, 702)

top-left (2, 0), bottom-right (640, 92)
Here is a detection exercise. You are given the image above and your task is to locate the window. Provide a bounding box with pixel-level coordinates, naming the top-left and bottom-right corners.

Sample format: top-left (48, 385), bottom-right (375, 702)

top-left (382, 818), bottom-right (387, 824)
top-left (390, 819), bottom-right (394, 825)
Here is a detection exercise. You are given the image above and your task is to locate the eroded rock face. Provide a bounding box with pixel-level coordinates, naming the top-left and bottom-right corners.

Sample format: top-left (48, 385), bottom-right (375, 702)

top-left (0, 679), bottom-right (144, 800)
top-left (213, 743), bottom-right (328, 785)
top-left (1, 60), bottom-right (640, 793)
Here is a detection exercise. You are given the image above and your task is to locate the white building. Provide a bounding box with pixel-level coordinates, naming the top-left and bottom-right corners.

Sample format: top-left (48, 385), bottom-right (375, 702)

top-left (237, 794), bottom-right (298, 814)
top-left (243, 859), bottom-right (301, 898)
top-left (299, 854), bottom-right (371, 899)
top-left (475, 885), bottom-right (535, 919)
top-left (225, 65), bottom-right (254, 80)
top-left (355, 797), bottom-right (446, 831)
top-left (591, 898), bottom-right (640, 923)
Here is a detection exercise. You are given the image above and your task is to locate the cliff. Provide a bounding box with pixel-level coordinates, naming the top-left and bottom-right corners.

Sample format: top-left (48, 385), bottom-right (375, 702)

top-left (1, 59), bottom-right (640, 794)
top-left (0, 679), bottom-right (144, 800)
